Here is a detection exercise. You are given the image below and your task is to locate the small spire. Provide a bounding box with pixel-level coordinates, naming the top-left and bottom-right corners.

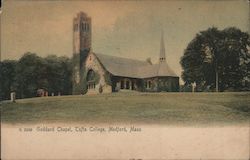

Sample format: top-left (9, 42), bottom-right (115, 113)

top-left (159, 30), bottom-right (166, 63)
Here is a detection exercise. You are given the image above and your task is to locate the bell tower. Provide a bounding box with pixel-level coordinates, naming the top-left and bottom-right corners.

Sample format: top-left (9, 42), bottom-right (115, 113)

top-left (72, 12), bottom-right (92, 95)
top-left (73, 12), bottom-right (91, 54)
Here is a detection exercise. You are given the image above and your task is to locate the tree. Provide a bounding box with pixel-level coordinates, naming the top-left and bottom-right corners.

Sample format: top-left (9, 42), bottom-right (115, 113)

top-left (0, 60), bottom-right (17, 100)
top-left (44, 55), bottom-right (72, 95)
top-left (0, 53), bottom-right (73, 99)
top-left (219, 28), bottom-right (250, 91)
top-left (180, 27), bottom-right (250, 91)
top-left (15, 52), bottom-right (47, 98)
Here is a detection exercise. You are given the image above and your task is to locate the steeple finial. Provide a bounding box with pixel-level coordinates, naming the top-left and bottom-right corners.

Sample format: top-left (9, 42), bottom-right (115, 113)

top-left (159, 29), bottom-right (166, 63)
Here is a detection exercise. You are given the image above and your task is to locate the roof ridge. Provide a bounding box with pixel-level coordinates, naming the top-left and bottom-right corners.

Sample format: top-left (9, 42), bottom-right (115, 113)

top-left (93, 52), bottom-right (178, 78)
top-left (94, 53), bottom-right (149, 64)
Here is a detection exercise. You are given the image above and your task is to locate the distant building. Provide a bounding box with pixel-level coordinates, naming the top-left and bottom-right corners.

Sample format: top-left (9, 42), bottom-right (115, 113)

top-left (37, 89), bottom-right (48, 97)
top-left (72, 12), bottom-right (179, 94)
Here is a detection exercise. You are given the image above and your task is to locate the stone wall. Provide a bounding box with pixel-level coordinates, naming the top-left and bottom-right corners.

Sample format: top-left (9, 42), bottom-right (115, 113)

top-left (141, 77), bottom-right (179, 92)
top-left (144, 78), bottom-right (158, 92)
top-left (85, 53), bottom-right (112, 94)
top-left (157, 77), bottom-right (179, 92)
top-left (72, 51), bottom-right (89, 95)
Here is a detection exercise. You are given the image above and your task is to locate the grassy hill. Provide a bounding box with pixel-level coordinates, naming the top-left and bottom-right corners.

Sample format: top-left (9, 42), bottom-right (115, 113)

top-left (1, 92), bottom-right (249, 126)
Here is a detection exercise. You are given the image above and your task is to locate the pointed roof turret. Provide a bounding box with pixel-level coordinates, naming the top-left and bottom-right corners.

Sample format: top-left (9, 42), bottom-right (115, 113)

top-left (156, 30), bottom-right (178, 77)
top-left (159, 30), bottom-right (166, 63)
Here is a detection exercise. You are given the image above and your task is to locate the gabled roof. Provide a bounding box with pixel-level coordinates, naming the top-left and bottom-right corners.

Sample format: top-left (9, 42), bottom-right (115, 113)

top-left (138, 63), bottom-right (177, 78)
top-left (94, 53), bottom-right (178, 78)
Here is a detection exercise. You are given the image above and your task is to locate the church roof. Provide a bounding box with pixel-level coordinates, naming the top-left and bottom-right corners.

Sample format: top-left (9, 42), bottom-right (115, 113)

top-left (94, 53), bottom-right (178, 78)
top-left (139, 62), bottom-right (178, 78)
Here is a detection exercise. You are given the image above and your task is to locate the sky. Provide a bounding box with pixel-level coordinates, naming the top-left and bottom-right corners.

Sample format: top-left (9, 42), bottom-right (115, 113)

top-left (1, 0), bottom-right (249, 80)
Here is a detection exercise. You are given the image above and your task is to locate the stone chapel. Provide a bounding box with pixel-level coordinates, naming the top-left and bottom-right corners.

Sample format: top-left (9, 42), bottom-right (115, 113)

top-left (72, 12), bottom-right (179, 94)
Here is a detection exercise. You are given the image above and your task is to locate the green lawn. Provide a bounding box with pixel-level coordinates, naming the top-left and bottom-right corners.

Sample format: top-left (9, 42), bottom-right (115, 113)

top-left (1, 92), bottom-right (250, 126)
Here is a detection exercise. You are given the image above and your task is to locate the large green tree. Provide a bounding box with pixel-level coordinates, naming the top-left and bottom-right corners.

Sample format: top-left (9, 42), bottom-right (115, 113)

top-left (0, 60), bottom-right (17, 100)
top-left (15, 53), bottom-right (72, 98)
top-left (44, 55), bottom-right (72, 95)
top-left (180, 27), bottom-right (250, 91)
top-left (15, 53), bottom-right (47, 98)
top-left (0, 53), bottom-right (73, 100)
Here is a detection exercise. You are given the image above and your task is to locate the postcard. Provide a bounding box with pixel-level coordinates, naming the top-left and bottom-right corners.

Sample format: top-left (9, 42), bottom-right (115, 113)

top-left (0, 0), bottom-right (249, 159)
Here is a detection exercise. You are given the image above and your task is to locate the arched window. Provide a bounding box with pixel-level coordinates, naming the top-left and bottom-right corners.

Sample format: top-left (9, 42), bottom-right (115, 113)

top-left (148, 81), bottom-right (151, 88)
top-left (87, 70), bottom-right (95, 81)
top-left (81, 23), bottom-right (84, 31)
top-left (126, 80), bottom-right (130, 89)
top-left (87, 70), bottom-right (96, 90)
top-left (145, 80), bottom-right (152, 89)
top-left (121, 80), bottom-right (124, 89)
top-left (86, 24), bottom-right (89, 31)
